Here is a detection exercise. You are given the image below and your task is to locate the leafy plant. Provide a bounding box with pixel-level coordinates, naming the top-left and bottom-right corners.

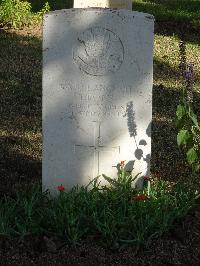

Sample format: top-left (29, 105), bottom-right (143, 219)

top-left (13, 185), bottom-right (46, 237)
top-left (176, 64), bottom-right (200, 172)
top-left (33, 2), bottom-right (50, 24)
top-left (0, 175), bottom-right (198, 248)
top-left (0, 0), bottom-right (50, 28)
top-left (0, 196), bottom-right (17, 236)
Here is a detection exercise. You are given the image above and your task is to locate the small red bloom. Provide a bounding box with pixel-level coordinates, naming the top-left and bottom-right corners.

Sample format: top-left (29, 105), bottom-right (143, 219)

top-left (120, 160), bottom-right (126, 167)
top-left (57, 184), bottom-right (65, 191)
top-left (132, 194), bottom-right (149, 201)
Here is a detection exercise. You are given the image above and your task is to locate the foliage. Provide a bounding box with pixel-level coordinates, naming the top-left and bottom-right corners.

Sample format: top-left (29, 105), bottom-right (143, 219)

top-left (30, 0), bottom-right (73, 12)
top-left (176, 100), bottom-right (200, 172)
top-left (176, 62), bottom-right (200, 172)
top-left (0, 173), bottom-right (198, 248)
top-left (0, 185), bottom-right (46, 237)
top-left (0, 0), bottom-right (50, 28)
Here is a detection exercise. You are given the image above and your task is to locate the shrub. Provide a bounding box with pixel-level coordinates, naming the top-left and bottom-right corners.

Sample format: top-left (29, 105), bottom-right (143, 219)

top-left (0, 0), bottom-right (50, 28)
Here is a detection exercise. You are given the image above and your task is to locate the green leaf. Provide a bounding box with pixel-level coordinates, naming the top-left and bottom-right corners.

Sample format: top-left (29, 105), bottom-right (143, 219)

top-left (194, 164), bottom-right (200, 172)
top-left (176, 104), bottom-right (186, 120)
top-left (177, 129), bottom-right (190, 146)
top-left (189, 111), bottom-right (200, 130)
top-left (186, 147), bottom-right (198, 165)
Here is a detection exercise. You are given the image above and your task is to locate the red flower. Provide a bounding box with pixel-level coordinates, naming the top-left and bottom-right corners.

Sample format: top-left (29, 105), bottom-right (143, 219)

top-left (144, 176), bottom-right (150, 181)
top-left (57, 184), bottom-right (65, 191)
top-left (132, 194), bottom-right (149, 201)
top-left (120, 160), bottom-right (126, 167)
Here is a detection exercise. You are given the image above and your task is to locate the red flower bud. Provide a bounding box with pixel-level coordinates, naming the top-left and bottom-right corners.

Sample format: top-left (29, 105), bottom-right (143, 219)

top-left (57, 184), bottom-right (65, 191)
top-left (120, 160), bottom-right (126, 166)
top-left (132, 194), bottom-right (149, 201)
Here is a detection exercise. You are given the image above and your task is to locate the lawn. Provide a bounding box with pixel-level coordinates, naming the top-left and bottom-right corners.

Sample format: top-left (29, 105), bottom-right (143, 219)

top-left (0, 0), bottom-right (199, 265)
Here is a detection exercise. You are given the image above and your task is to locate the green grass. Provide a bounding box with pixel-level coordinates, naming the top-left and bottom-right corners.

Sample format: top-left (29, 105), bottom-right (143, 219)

top-left (134, 0), bottom-right (200, 21)
top-left (154, 34), bottom-right (200, 91)
top-left (0, 0), bottom-right (199, 21)
top-left (27, 0), bottom-right (200, 21)
top-left (0, 177), bottom-right (198, 247)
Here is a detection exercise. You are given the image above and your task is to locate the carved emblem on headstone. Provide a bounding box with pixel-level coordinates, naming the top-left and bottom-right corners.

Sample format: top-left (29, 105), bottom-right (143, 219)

top-left (73, 27), bottom-right (124, 76)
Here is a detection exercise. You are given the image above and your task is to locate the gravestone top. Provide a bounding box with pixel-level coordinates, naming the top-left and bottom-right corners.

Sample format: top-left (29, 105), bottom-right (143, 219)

top-left (74, 0), bottom-right (132, 10)
top-left (44, 8), bottom-right (154, 19)
top-left (43, 8), bottom-right (154, 194)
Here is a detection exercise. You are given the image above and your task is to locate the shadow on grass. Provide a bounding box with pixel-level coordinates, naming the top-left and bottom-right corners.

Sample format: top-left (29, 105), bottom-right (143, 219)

top-left (133, 0), bottom-right (200, 21)
top-left (133, 1), bottom-right (200, 45)
top-left (0, 136), bottom-right (41, 196)
top-left (151, 84), bottom-right (199, 185)
top-left (0, 29), bottom-right (42, 195)
top-left (154, 57), bottom-right (200, 90)
top-left (29, 0), bottom-right (200, 46)
top-left (155, 20), bottom-right (200, 46)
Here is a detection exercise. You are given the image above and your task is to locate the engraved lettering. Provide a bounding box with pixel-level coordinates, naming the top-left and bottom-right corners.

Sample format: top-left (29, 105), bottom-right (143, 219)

top-left (60, 82), bottom-right (132, 118)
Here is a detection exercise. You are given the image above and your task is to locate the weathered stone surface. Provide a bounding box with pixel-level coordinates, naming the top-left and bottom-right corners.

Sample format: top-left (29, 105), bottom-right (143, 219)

top-left (74, 0), bottom-right (132, 10)
top-left (43, 9), bottom-right (154, 194)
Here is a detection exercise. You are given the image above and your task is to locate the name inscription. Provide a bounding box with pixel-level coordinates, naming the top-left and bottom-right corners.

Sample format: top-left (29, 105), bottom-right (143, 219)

top-left (60, 82), bottom-right (132, 118)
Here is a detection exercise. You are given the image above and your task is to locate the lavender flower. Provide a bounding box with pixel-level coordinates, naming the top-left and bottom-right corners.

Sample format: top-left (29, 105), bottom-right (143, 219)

top-left (184, 64), bottom-right (194, 103)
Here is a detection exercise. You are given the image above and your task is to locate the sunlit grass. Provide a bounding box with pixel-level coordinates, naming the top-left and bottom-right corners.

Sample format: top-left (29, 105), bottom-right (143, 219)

top-left (134, 0), bottom-right (200, 21)
top-left (154, 34), bottom-right (200, 91)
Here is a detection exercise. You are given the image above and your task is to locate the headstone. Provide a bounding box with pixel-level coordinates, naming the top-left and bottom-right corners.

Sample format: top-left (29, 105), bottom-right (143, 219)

top-left (74, 0), bottom-right (132, 10)
top-left (43, 9), bottom-right (154, 194)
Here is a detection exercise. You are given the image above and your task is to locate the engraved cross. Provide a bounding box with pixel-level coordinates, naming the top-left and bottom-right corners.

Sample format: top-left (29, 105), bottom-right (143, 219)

top-left (74, 122), bottom-right (120, 175)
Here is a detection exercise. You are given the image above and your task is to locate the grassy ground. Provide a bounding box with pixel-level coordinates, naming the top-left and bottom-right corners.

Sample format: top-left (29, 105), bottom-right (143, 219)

top-left (28, 0), bottom-right (200, 21)
top-left (134, 0), bottom-right (200, 21)
top-left (0, 28), bottom-right (42, 194)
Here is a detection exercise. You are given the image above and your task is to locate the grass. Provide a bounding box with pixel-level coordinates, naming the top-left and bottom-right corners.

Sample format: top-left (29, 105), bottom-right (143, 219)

top-left (0, 175), bottom-right (198, 247)
top-left (27, 0), bottom-right (200, 22)
top-left (0, 29), bottom-right (42, 194)
top-left (154, 34), bottom-right (200, 90)
top-left (134, 0), bottom-right (200, 21)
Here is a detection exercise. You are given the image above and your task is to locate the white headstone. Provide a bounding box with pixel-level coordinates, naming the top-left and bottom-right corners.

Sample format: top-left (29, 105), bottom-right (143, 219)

top-left (43, 9), bottom-right (154, 194)
top-left (74, 0), bottom-right (132, 10)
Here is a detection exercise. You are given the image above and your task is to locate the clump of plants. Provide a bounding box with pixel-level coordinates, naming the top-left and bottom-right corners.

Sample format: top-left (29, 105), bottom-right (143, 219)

top-left (176, 43), bottom-right (200, 172)
top-left (0, 162), bottom-right (198, 248)
top-left (0, 0), bottom-right (50, 28)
